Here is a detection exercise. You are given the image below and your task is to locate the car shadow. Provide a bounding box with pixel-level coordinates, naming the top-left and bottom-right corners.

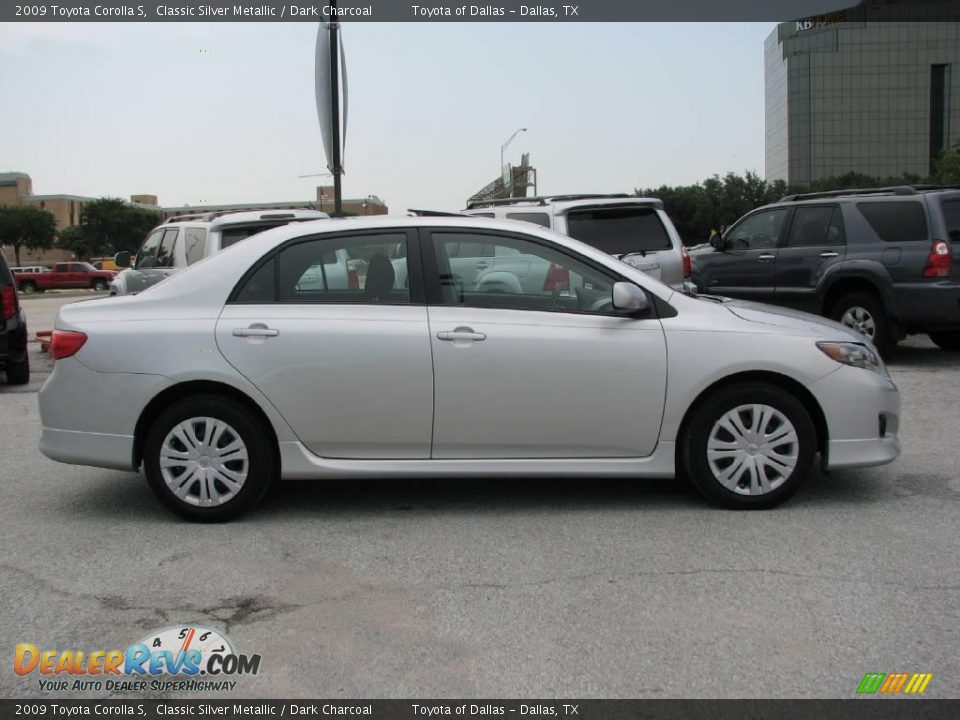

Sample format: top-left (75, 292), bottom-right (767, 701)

top-left (887, 339), bottom-right (958, 370)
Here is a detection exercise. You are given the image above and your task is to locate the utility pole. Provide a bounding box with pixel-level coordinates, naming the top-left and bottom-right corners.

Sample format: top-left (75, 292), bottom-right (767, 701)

top-left (328, 2), bottom-right (343, 217)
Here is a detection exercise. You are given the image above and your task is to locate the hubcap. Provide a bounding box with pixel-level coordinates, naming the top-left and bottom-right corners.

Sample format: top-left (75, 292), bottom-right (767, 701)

top-left (840, 305), bottom-right (876, 339)
top-left (707, 404), bottom-right (799, 495)
top-left (159, 417), bottom-right (248, 507)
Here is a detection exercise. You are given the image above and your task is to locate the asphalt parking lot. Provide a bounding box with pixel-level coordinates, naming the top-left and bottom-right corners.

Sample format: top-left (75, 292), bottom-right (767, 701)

top-left (1, 292), bottom-right (958, 699)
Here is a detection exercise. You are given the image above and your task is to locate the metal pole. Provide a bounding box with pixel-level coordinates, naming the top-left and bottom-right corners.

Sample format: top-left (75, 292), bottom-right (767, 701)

top-left (328, 2), bottom-right (343, 217)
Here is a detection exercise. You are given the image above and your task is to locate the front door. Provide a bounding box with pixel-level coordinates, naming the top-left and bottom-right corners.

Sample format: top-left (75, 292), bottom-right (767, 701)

top-left (423, 228), bottom-right (668, 459)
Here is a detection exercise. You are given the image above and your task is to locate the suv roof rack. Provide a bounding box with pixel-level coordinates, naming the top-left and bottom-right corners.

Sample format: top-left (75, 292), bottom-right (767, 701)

top-left (164, 213), bottom-right (208, 223)
top-left (465, 193), bottom-right (635, 210)
top-left (780, 185), bottom-right (960, 203)
top-left (407, 209), bottom-right (469, 217)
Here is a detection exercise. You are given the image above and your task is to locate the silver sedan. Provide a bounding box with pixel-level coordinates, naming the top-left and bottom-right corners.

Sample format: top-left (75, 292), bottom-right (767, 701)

top-left (38, 217), bottom-right (900, 521)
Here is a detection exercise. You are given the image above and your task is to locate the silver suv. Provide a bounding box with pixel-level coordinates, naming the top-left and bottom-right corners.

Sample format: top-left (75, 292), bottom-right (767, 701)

top-left (463, 194), bottom-right (692, 290)
top-left (110, 208), bottom-right (328, 295)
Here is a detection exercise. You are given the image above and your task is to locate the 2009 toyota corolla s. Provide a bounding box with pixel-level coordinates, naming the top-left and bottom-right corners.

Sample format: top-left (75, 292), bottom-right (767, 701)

top-left (38, 216), bottom-right (900, 521)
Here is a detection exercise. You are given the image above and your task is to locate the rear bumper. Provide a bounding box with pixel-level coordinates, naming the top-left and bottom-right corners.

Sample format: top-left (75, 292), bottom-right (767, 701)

top-left (893, 281), bottom-right (960, 330)
top-left (40, 428), bottom-right (135, 471)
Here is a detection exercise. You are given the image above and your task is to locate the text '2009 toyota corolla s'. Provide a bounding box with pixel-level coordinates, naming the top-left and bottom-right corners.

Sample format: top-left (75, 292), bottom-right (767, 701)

top-left (38, 216), bottom-right (900, 521)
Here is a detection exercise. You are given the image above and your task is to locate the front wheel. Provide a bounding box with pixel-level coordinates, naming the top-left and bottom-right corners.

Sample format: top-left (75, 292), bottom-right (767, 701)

top-left (929, 331), bottom-right (960, 351)
top-left (680, 383), bottom-right (816, 509)
top-left (143, 395), bottom-right (275, 522)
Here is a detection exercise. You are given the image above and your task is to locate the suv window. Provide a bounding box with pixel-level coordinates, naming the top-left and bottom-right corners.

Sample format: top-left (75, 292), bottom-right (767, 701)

top-left (786, 206), bottom-right (845, 247)
top-left (565, 206), bottom-right (671, 254)
top-left (136, 230), bottom-right (164, 269)
top-left (506, 212), bottom-right (550, 228)
top-left (184, 228), bottom-right (207, 265)
top-left (941, 199), bottom-right (960, 243)
top-left (727, 208), bottom-right (789, 250)
top-left (857, 201), bottom-right (928, 243)
top-left (155, 228), bottom-right (178, 268)
top-left (220, 222), bottom-right (289, 249)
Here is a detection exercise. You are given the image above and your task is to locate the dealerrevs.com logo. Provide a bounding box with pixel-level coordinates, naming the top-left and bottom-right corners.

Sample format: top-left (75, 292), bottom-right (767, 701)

top-left (14, 626), bottom-right (261, 693)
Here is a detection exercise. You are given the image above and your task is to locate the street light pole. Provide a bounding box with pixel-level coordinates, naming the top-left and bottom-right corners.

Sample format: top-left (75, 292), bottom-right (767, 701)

top-left (328, 1), bottom-right (343, 217)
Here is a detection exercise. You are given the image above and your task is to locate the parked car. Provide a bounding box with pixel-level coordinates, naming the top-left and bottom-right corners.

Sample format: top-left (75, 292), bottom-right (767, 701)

top-left (14, 262), bottom-right (115, 294)
top-left (39, 216), bottom-right (900, 521)
top-left (463, 194), bottom-right (693, 291)
top-left (91, 258), bottom-right (124, 272)
top-left (691, 186), bottom-right (960, 355)
top-left (0, 253), bottom-right (29, 385)
top-left (109, 209), bottom-right (329, 296)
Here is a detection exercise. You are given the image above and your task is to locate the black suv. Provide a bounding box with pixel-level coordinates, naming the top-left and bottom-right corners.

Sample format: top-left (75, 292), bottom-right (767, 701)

top-left (691, 186), bottom-right (960, 355)
top-left (1, 252), bottom-right (30, 384)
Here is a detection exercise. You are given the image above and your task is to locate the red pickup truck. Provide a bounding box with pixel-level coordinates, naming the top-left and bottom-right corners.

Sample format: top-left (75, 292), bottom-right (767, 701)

top-left (14, 262), bottom-right (116, 294)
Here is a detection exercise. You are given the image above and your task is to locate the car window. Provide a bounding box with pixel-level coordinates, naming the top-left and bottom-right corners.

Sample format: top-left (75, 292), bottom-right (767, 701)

top-left (941, 200), bottom-right (960, 243)
top-left (136, 230), bottom-right (164, 269)
top-left (233, 233), bottom-right (410, 304)
top-left (184, 228), bottom-right (207, 265)
top-left (154, 228), bottom-right (179, 268)
top-left (785, 206), bottom-right (844, 247)
top-left (565, 206), bottom-right (672, 254)
top-left (430, 232), bottom-right (616, 314)
top-left (726, 208), bottom-right (789, 250)
top-left (856, 201), bottom-right (928, 243)
top-left (506, 212), bottom-right (551, 228)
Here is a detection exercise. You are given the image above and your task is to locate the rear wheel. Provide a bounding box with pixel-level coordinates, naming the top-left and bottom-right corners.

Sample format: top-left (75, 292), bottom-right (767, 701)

top-left (4, 356), bottom-right (30, 385)
top-left (92, 279), bottom-right (108, 291)
top-left (828, 291), bottom-right (893, 356)
top-left (929, 331), bottom-right (960, 351)
top-left (19, 281), bottom-right (37, 295)
top-left (143, 395), bottom-right (274, 522)
top-left (680, 382), bottom-right (816, 509)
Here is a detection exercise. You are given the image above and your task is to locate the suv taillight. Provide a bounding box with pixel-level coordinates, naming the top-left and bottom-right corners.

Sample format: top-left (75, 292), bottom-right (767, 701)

top-left (1, 284), bottom-right (17, 321)
top-left (50, 330), bottom-right (87, 360)
top-left (681, 245), bottom-right (692, 278)
top-left (922, 240), bottom-right (951, 278)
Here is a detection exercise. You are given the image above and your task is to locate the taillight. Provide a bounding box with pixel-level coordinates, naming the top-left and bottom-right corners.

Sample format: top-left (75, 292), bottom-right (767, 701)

top-left (922, 240), bottom-right (951, 278)
top-left (50, 330), bottom-right (87, 360)
top-left (681, 245), bottom-right (692, 278)
top-left (347, 268), bottom-right (360, 289)
top-left (1, 285), bottom-right (17, 321)
top-left (543, 263), bottom-right (570, 291)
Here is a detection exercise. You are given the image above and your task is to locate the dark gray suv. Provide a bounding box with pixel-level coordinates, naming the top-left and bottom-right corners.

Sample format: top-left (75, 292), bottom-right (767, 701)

top-left (691, 186), bottom-right (960, 355)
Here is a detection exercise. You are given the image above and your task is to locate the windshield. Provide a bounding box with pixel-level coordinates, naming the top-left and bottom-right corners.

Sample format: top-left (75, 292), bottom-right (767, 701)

top-left (565, 206), bottom-right (672, 255)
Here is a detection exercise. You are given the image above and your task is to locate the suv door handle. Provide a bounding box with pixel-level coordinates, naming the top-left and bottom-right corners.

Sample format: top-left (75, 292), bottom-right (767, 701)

top-left (475, 262), bottom-right (490, 271)
top-left (233, 326), bottom-right (279, 337)
top-left (437, 327), bottom-right (487, 342)
top-left (820, 251), bottom-right (840, 258)
top-left (757, 254), bottom-right (775, 262)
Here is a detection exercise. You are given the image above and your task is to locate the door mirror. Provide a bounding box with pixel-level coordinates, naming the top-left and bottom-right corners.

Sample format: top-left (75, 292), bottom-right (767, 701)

top-left (114, 251), bottom-right (131, 268)
top-left (612, 281), bottom-right (649, 315)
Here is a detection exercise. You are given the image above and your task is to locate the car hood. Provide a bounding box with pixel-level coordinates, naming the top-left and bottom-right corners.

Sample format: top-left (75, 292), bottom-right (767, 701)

top-left (721, 298), bottom-right (864, 342)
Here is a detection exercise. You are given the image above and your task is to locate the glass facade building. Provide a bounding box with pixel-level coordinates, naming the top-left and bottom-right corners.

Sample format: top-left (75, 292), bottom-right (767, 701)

top-left (765, 10), bottom-right (960, 185)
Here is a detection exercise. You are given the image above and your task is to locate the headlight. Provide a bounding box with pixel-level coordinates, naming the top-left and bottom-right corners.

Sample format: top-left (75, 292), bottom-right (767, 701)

top-left (816, 341), bottom-right (882, 373)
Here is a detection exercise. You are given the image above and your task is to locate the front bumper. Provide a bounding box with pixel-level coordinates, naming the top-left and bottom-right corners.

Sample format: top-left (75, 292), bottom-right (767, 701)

top-left (810, 364), bottom-right (901, 470)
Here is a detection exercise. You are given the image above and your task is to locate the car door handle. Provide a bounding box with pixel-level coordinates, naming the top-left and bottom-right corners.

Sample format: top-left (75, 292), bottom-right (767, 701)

top-left (475, 262), bottom-right (490, 271)
top-left (233, 326), bottom-right (279, 337)
top-left (820, 251), bottom-right (840, 258)
top-left (757, 254), bottom-right (775, 262)
top-left (437, 327), bottom-right (486, 342)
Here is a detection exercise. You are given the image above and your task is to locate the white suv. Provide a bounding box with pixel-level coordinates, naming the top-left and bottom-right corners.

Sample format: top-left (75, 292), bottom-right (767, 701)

top-left (463, 194), bottom-right (692, 290)
top-left (110, 209), bottom-right (328, 295)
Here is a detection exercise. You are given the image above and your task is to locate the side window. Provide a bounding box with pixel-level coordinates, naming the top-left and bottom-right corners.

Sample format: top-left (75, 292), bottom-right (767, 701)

top-left (430, 232), bottom-right (616, 314)
top-left (235, 232), bottom-right (410, 304)
top-left (155, 228), bottom-right (179, 268)
top-left (726, 208), bottom-right (789, 250)
top-left (785, 206), bottom-right (840, 248)
top-left (826, 207), bottom-right (846, 246)
top-left (136, 230), bottom-right (164, 269)
top-left (856, 201), bottom-right (928, 243)
top-left (184, 228), bottom-right (207, 265)
top-left (942, 200), bottom-right (960, 243)
top-left (506, 212), bottom-right (551, 228)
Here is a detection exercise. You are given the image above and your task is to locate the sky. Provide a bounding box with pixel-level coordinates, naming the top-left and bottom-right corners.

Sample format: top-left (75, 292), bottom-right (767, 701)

top-left (0, 21), bottom-right (776, 213)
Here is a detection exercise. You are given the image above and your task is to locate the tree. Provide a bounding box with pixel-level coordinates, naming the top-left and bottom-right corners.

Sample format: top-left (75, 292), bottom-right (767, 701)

top-left (56, 225), bottom-right (103, 261)
top-left (80, 198), bottom-right (161, 255)
top-left (934, 145), bottom-right (960, 184)
top-left (0, 205), bottom-right (57, 266)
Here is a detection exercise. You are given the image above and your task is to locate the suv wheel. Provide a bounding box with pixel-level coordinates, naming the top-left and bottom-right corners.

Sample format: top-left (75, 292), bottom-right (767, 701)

top-left (829, 292), bottom-right (893, 356)
top-left (143, 395), bottom-right (275, 522)
top-left (680, 382), bottom-right (816, 509)
top-left (929, 331), bottom-right (960, 351)
top-left (4, 356), bottom-right (30, 385)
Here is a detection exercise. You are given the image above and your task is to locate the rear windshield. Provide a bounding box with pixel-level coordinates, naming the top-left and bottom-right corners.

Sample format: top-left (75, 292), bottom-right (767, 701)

top-left (565, 206), bottom-right (672, 254)
top-left (941, 199), bottom-right (960, 243)
top-left (856, 201), bottom-right (928, 243)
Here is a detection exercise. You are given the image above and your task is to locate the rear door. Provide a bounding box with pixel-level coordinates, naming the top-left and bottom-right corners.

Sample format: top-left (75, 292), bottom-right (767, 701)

top-left (774, 204), bottom-right (847, 312)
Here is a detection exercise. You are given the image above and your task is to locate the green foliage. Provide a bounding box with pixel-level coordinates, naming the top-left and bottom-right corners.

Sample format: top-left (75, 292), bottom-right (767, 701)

top-left (934, 145), bottom-right (960, 185)
top-left (56, 225), bottom-right (103, 261)
top-left (80, 198), bottom-right (161, 255)
top-left (0, 205), bottom-right (57, 266)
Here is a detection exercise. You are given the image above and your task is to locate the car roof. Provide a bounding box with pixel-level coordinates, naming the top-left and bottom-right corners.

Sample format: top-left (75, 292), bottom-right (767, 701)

top-left (778, 185), bottom-right (960, 204)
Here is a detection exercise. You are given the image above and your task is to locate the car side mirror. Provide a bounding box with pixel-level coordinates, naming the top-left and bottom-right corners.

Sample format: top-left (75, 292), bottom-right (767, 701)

top-left (114, 251), bottom-right (131, 268)
top-left (612, 281), bottom-right (649, 315)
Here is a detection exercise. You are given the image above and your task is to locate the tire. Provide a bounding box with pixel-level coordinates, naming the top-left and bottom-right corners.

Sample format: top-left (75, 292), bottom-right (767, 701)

top-left (92, 279), bottom-right (108, 291)
top-left (19, 282), bottom-right (37, 295)
top-left (680, 382), bottom-right (817, 510)
top-left (4, 356), bottom-right (30, 385)
top-left (929, 331), bottom-right (960, 351)
top-left (143, 395), bottom-right (275, 522)
top-left (828, 291), bottom-right (894, 356)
